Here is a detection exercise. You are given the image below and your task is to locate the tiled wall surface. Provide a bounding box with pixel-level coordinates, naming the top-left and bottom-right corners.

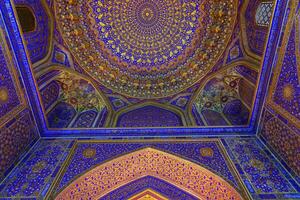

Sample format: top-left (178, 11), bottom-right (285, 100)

top-left (0, 138), bottom-right (299, 199)
top-left (0, 8), bottom-right (39, 182)
top-left (259, 0), bottom-right (300, 179)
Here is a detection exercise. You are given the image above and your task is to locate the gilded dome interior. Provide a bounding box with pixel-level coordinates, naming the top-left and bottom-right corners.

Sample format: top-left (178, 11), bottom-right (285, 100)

top-left (2, 0), bottom-right (282, 132)
top-left (0, 1), bottom-right (299, 199)
top-left (55, 0), bottom-right (237, 98)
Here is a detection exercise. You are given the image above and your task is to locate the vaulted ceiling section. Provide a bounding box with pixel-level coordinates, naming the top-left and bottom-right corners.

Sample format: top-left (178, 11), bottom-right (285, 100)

top-left (14, 0), bottom-right (274, 134)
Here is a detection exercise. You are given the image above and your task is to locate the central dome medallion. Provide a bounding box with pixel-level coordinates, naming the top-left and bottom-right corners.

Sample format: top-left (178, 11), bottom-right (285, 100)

top-left (55, 0), bottom-right (237, 98)
top-left (136, 1), bottom-right (158, 26)
top-left (93, 0), bottom-right (200, 68)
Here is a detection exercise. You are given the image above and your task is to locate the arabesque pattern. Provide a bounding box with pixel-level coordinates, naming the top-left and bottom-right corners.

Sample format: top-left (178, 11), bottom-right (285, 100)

top-left (54, 0), bottom-right (237, 98)
top-left (56, 148), bottom-right (242, 200)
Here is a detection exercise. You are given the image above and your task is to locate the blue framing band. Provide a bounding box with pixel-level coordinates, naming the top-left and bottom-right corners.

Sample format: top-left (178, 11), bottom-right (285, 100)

top-left (0, 0), bottom-right (289, 137)
top-left (0, 0), bottom-right (47, 132)
top-left (251, 0), bottom-right (289, 132)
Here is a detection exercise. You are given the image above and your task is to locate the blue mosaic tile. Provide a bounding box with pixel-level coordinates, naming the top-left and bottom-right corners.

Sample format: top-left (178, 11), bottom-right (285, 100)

top-left (101, 176), bottom-right (198, 200)
top-left (224, 137), bottom-right (297, 196)
top-left (0, 139), bottom-right (73, 198)
top-left (56, 141), bottom-right (239, 193)
top-left (14, 0), bottom-right (50, 63)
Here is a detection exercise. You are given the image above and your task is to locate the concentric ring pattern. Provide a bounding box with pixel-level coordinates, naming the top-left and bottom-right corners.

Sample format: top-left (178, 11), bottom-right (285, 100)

top-left (55, 0), bottom-right (237, 98)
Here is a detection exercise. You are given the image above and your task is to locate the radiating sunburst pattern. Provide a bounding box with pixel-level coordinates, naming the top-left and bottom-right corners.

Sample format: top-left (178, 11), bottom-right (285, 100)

top-left (54, 0), bottom-right (237, 98)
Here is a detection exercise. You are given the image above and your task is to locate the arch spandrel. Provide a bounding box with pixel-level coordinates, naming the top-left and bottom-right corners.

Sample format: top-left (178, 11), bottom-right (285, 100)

top-left (56, 148), bottom-right (243, 200)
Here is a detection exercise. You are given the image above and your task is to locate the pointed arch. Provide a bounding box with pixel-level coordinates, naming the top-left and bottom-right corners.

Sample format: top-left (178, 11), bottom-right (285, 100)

top-left (112, 102), bottom-right (187, 127)
top-left (56, 148), bottom-right (243, 200)
top-left (35, 66), bottom-right (113, 128)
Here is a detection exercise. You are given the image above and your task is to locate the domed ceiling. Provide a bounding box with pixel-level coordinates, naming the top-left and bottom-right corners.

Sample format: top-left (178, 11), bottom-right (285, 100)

top-left (12, 0), bottom-right (275, 134)
top-left (55, 0), bottom-right (237, 98)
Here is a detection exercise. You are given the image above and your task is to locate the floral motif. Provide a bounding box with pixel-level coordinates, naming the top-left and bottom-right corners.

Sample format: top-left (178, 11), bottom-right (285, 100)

top-left (194, 74), bottom-right (241, 113)
top-left (54, 0), bottom-right (238, 98)
top-left (56, 148), bottom-right (242, 200)
top-left (57, 71), bottom-right (105, 112)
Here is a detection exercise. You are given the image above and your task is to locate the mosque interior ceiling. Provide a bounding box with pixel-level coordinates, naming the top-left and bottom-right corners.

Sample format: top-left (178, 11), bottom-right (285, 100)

top-left (1, 1), bottom-right (300, 199)
top-left (12, 0), bottom-right (275, 133)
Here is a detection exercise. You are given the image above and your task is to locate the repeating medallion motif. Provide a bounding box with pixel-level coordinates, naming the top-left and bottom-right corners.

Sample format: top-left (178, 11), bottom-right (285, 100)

top-left (54, 0), bottom-right (238, 98)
